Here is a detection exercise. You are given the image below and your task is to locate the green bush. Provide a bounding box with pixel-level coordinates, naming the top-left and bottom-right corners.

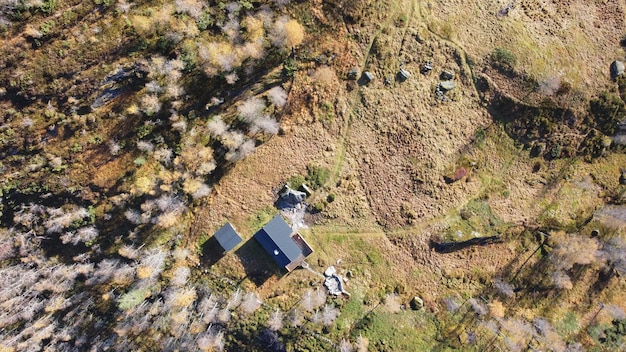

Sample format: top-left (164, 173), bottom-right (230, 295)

top-left (306, 165), bottom-right (330, 190)
top-left (491, 47), bottom-right (517, 68)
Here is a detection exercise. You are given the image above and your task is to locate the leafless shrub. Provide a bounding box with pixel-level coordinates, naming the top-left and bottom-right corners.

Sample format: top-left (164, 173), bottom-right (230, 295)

top-left (165, 287), bottom-right (197, 309)
top-left (602, 237), bottom-right (626, 276)
top-left (603, 303), bottom-right (626, 320)
top-left (267, 86), bottom-right (287, 108)
top-left (153, 147), bottom-right (173, 165)
top-left (538, 75), bottom-right (562, 96)
top-left (136, 248), bottom-right (167, 281)
top-left (86, 259), bottom-right (121, 286)
top-left (225, 138), bottom-right (256, 162)
top-left (136, 140), bottom-right (155, 153)
top-left (321, 304), bottom-right (340, 326)
top-left (266, 309), bottom-right (284, 331)
top-left (175, 0), bottom-right (204, 19)
top-left (499, 318), bottom-right (535, 352)
top-left (551, 270), bottom-right (573, 290)
top-left (551, 233), bottom-right (603, 271)
top-left (443, 296), bottom-right (461, 312)
top-left (250, 115), bottom-right (279, 135)
top-left (217, 308), bottom-right (231, 323)
top-left (170, 266), bottom-right (190, 287)
top-left (339, 339), bottom-right (353, 352)
top-left (125, 209), bottom-right (146, 225)
top-left (494, 278), bottom-right (515, 298)
top-left (239, 292), bottom-right (262, 315)
top-left (118, 245), bottom-right (140, 259)
top-left (238, 97), bottom-right (266, 123)
top-left (224, 72), bottom-right (239, 85)
top-left (355, 334), bottom-right (369, 352)
top-left (197, 326), bottom-right (224, 351)
top-left (287, 309), bottom-right (303, 327)
top-left (533, 318), bottom-right (565, 351)
top-left (116, 0), bottom-right (133, 13)
top-left (468, 298), bottom-right (488, 316)
top-left (145, 80), bottom-right (163, 94)
top-left (140, 94), bottom-right (162, 116)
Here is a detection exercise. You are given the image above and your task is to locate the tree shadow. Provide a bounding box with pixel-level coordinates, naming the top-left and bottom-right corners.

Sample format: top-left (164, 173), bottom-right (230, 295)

top-left (234, 239), bottom-right (282, 287)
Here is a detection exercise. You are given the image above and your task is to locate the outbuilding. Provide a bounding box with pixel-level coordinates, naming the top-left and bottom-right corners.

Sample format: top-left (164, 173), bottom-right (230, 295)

top-left (213, 222), bottom-right (242, 252)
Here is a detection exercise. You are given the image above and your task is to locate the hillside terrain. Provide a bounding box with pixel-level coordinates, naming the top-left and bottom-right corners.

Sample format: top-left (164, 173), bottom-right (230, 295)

top-left (0, 0), bottom-right (625, 351)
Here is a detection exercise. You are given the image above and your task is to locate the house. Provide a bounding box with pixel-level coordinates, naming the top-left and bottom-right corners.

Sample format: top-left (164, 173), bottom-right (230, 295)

top-left (254, 214), bottom-right (313, 271)
top-left (213, 222), bottom-right (242, 252)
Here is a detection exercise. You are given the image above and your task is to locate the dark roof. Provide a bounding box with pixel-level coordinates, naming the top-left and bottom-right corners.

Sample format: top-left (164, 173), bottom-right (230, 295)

top-left (254, 214), bottom-right (302, 268)
top-left (213, 222), bottom-right (242, 251)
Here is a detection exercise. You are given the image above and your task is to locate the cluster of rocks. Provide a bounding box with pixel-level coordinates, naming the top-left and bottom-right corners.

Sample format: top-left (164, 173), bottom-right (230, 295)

top-left (435, 70), bottom-right (456, 101)
top-left (323, 266), bottom-right (350, 296)
top-left (345, 61), bottom-right (457, 101)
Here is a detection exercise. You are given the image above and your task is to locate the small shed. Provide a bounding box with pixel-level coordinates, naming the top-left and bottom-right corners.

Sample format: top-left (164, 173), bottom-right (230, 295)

top-left (213, 222), bottom-right (242, 252)
top-left (254, 214), bottom-right (312, 271)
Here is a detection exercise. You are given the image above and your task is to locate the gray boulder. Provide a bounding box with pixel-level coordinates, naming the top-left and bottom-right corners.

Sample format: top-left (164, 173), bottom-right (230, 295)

top-left (611, 60), bottom-right (625, 80)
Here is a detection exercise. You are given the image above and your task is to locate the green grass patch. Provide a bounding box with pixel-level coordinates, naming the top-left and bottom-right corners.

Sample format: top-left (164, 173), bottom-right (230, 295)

top-left (118, 288), bottom-right (150, 310)
top-left (444, 199), bottom-right (506, 242)
top-left (350, 310), bottom-right (439, 351)
top-left (247, 205), bottom-right (278, 233)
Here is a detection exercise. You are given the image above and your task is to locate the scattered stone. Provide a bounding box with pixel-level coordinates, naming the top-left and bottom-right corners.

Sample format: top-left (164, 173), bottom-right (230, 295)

top-left (347, 67), bottom-right (359, 80)
top-left (440, 70), bottom-right (454, 80)
top-left (620, 167), bottom-right (626, 185)
top-left (346, 270), bottom-right (354, 278)
top-left (435, 80), bottom-right (456, 101)
top-left (398, 68), bottom-right (411, 81)
top-left (324, 274), bottom-right (348, 296)
top-left (298, 183), bottom-right (313, 196)
top-left (611, 60), bottom-right (625, 80)
top-left (421, 61), bottom-right (433, 75)
top-left (410, 296), bottom-right (424, 310)
top-left (384, 76), bottom-right (392, 85)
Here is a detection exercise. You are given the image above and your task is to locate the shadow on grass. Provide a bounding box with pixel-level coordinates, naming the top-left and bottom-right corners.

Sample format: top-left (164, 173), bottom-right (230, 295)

top-left (235, 239), bottom-right (282, 287)
top-left (200, 236), bottom-right (226, 267)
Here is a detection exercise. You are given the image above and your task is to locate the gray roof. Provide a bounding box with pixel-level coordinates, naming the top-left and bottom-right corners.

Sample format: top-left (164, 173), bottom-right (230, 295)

top-left (254, 214), bottom-right (302, 268)
top-left (213, 222), bottom-right (242, 251)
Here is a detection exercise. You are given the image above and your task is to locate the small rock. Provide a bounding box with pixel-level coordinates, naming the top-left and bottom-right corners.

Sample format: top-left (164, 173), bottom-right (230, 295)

top-left (398, 68), bottom-right (411, 81)
top-left (620, 168), bottom-right (626, 185)
top-left (421, 61), bottom-right (433, 75)
top-left (363, 71), bottom-right (374, 83)
top-left (347, 67), bottom-right (359, 80)
top-left (440, 70), bottom-right (454, 80)
top-left (410, 296), bottom-right (424, 310)
top-left (324, 266), bottom-right (336, 277)
top-left (346, 270), bottom-right (354, 278)
top-left (611, 60), bottom-right (625, 80)
top-left (438, 80), bottom-right (456, 91)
